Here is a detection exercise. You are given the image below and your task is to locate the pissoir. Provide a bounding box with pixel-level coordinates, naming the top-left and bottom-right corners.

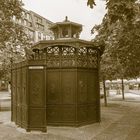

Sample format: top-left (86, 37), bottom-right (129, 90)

top-left (11, 17), bottom-right (104, 132)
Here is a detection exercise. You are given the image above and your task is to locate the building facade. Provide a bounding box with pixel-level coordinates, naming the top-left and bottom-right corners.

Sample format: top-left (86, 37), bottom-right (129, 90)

top-left (14, 8), bottom-right (54, 44)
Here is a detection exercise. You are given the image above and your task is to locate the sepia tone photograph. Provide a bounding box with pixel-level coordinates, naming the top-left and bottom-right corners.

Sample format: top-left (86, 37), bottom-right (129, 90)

top-left (0, 0), bottom-right (140, 139)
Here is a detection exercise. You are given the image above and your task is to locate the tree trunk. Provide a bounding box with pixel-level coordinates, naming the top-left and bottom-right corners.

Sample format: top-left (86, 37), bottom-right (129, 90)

top-left (103, 77), bottom-right (107, 106)
top-left (121, 78), bottom-right (125, 100)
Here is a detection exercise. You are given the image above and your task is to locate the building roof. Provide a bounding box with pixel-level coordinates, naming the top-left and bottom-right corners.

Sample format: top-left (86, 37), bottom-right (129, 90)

top-left (29, 10), bottom-right (54, 24)
top-left (22, 8), bottom-right (54, 24)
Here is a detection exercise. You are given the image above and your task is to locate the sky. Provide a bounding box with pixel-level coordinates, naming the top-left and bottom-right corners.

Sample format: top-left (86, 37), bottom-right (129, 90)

top-left (22, 0), bottom-right (106, 40)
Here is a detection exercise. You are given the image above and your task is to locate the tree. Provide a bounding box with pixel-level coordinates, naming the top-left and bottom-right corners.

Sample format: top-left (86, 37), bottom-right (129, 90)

top-left (91, 0), bottom-right (140, 102)
top-left (0, 0), bottom-right (29, 81)
top-left (0, 0), bottom-right (29, 48)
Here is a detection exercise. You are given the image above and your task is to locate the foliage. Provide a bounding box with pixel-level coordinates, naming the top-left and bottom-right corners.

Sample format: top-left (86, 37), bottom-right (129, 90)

top-left (87, 0), bottom-right (96, 8)
top-left (92, 0), bottom-right (140, 79)
top-left (0, 0), bottom-right (29, 48)
top-left (0, 0), bottom-right (30, 80)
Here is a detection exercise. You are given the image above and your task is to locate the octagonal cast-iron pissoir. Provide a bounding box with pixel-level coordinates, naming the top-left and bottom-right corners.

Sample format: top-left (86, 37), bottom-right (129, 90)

top-left (11, 17), bottom-right (104, 132)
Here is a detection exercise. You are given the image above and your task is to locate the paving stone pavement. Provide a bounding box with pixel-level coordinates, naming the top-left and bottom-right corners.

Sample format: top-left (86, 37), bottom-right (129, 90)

top-left (0, 93), bottom-right (140, 140)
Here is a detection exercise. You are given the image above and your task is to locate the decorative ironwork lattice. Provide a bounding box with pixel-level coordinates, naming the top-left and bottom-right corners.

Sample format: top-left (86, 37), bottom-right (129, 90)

top-left (88, 48), bottom-right (98, 68)
top-left (46, 46), bottom-right (60, 67)
top-left (77, 47), bottom-right (87, 67)
top-left (30, 45), bottom-right (98, 68)
top-left (61, 47), bottom-right (76, 67)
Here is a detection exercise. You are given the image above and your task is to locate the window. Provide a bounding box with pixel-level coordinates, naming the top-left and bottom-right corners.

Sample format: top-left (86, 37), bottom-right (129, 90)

top-left (43, 35), bottom-right (46, 40)
top-left (36, 23), bottom-right (44, 30)
top-left (35, 16), bottom-right (42, 23)
top-left (24, 19), bottom-right (28, 26)
top-left (38, 32), bottom-right (41, 40)
top-left (41, 25), bottom-right (44, 30)
top-left (50, 37), bottom-right (53, 40)
top-left (27, 13), bottom-right (31, 20)
top-left (28, 30), bottom-right (34, 40)
top-left (38, 18), bottom-right (42, 23)
top-left (36, 23), bottom-right (39, 28)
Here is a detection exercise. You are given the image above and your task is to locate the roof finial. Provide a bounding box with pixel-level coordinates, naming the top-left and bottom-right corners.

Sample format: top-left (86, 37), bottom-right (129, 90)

top-left (65, 16), bottom-right (68, 21)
